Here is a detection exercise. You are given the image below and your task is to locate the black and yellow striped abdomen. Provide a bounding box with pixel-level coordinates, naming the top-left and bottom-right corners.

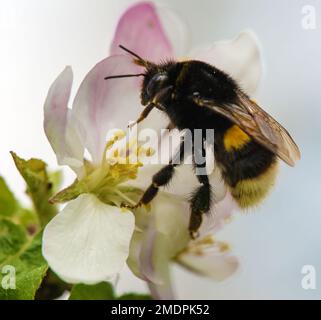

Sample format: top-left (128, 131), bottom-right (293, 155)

top-left (216, 125), bottom-right (278, 208)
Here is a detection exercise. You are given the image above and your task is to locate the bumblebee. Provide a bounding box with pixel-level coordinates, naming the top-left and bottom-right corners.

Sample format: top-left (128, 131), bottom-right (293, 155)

top-left (105, 45), bottom-right (301, 238)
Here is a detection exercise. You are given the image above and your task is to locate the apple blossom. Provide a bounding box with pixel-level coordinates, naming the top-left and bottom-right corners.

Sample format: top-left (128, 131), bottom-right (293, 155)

top-left (42, 1), bottom-right (262, 299)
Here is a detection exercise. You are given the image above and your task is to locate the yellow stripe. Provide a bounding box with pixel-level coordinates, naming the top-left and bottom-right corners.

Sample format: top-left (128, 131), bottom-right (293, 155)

top-left (224, 125), bottom-right (250, 151)
top-left (231, 161), bottom-right (278, 208)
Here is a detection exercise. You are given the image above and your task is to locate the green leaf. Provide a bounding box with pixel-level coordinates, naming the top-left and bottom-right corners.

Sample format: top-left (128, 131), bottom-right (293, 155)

top-left (0, 227), bottom-right (48, 300)
top-left (69, 282), bottom-right (152, 300)
top-left (14, 208), bottom-right (39, 235)
top-left (0, 219), bottom-right (27, 265)
top-left (118, 293), bottom-right (152, 300)
top-left (69, 282), bottom-right (114, 300)
top-left (0, 175), bottom-right (39, 234)
top-left (11, 152), bottom-right (57, 226)
top-left (0, 176), bottom-right (18, 217)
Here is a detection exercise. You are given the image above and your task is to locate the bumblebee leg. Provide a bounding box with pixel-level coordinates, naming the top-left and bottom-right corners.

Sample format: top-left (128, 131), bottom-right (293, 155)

top-left (128, 103), bottom-right (154, 128)
top-left (189, 141), bottom-right (212, 239)
top-left (123, 138), bottom-right (188, 209)
top-left (189, 175), bottom-right (211, 238)
top-left (132, 164), bottom-right (176, 208)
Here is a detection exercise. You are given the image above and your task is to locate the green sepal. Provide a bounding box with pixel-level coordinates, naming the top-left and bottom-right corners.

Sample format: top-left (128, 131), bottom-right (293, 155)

top-left (11, 152), bottom-right (57, 226)
top-left (49, 179), bottom-right (87, 204)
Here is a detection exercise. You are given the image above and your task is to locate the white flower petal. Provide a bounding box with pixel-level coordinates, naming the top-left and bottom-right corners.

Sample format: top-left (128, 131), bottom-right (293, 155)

top-left (129, 193), bottom-right (189, 279)
top-left (156, 4), bottom-right (190, 57)
top-left (152, 193), bottom-right (189, 240)
top-left (42, 193), bottom-right (135, 284)
top-left (71, 55), bottom-right (143, 164)
top-left (140, 194), bottom-right (189, 283)
top-left (44, 67), bottom-right (84, 170)
top-left (192, 31), bottom-right (262, 95)
top-left (127, 193), bottom-right (189, 299)
top-left (177, 242), bottom-right (238, 281)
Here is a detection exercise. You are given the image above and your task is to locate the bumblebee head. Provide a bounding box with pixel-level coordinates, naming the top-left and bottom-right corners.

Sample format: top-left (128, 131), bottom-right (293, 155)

top-left (141, 67), bottom-right (174, 108)
top-left (104, 45), bottom-right (174, 111)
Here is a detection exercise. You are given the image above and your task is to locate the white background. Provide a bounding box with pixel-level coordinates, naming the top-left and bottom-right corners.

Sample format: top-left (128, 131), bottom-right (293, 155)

top-left (0, 0), bottom-right (321, 299)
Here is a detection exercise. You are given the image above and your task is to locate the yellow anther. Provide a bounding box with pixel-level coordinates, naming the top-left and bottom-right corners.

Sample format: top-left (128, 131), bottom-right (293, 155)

top-left (137, 146), bottom-right (146, 156)
top-left (106, 157), bottom-right (117, 166)
top-left (128, 172), bottom-right (137, 180)
top-left (106, 139), bottom-right (116, 149)
top-left (219, 242), bottom-right (230, 252)
top-left (113, 130), bottom-right (126, 141)
top-left (198, 235), bottom-right (215, 246)
top-left (145, 147), bottom-right (155, 157)
top-left (113, 149), bottom-right (119, 157)
top-left (137, 146), bottom-right (155, 157)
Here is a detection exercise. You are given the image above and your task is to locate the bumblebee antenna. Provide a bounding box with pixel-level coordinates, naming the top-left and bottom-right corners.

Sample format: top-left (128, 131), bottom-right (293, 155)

top-left (104, 45), bottom-right (150, 80)
top-left (104, 73), bottom-right (145, 80)
top-left (118, 45), bottom-right (145, 62)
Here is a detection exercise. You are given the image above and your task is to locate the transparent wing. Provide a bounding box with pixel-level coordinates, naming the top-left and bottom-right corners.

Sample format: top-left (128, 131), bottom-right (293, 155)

top-left (195, 90), bottom-right (301, 166)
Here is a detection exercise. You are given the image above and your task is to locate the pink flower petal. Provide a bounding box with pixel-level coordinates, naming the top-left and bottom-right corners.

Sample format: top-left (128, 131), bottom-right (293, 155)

top-left (110, 2), bottom-right (174, 62)
top-left (199, 192), bottom-right (238, 236)
top-left (44, 67), bottom-right (84, 171)
top-left (71, 54), bottom-right (144, 164)
top-left (128, 221), bottom-right (176, 299)
top-left (141, 227), bottom-right (175, 300)
top-left (193, 31), bottom-right (262, 95)
top-left (148, 282), bottom-right (175, 300)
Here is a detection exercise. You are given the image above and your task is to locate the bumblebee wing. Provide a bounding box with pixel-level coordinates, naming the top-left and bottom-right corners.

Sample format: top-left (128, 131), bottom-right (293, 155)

top-left (197, 91), bottom-right (301, 166)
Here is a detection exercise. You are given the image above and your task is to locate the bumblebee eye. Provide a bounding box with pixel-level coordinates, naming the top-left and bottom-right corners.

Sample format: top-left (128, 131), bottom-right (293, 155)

top-left (146, 73), bottom-right (168, 96)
